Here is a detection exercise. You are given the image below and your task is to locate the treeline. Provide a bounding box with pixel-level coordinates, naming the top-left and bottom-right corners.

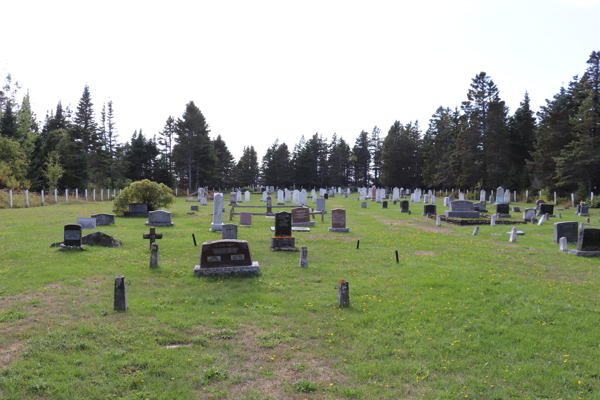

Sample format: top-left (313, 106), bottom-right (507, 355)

top-left (1, 50), bottom-right (598, 195)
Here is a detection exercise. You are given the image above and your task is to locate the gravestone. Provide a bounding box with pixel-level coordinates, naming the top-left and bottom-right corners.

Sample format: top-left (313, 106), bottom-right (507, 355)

top-left (423, 204), bottom-right (436, 215)
top-left (245, 191), bottom-right (251, 202)
top-left (337, 280), bottom-right (349, 307)
top-left (62, 224), bottom-right (83, 249)
top-left (568, 227), bottom-right (600, 257)
top-left (496, 187), bottom-right (504, 203)
top-left (277, 190), bottom-right (285, 205)
top-left (535, 199), bottom-right (545, 208)
top-left (576, 204), bottom-right (589, 216)
top-left (324, 193), bottom-right (329, 200)
top-left (76, 217), bottom-right (97, 230)
top-left (146, 210), bottom-right (174, 227)
top-left (444, 201), bottom-right (480, 218)
top-left (300, 247), bottom-right (308, 267)
top-left (194, 239), bottom-right (260, 276)
top-left (538, 203), bottom-right (555, 217)
top-left (381, 200), bottom-right (388, 209)
top-left (371, 186), bottom-right (377, 201)
top-left (480, 190), bottom-right (486, 202)
top-left (240, 212), bottom-right (252, 227)
top-left (571, 193), bottom-right (576, 208)
top-left (221, 224), bottom-right (238, 240)
top-left (292, 207), bottom-right (315, 226)
top-left (329, 209), bottom-right (349, 232)
top-left (553, 221), bottom-right (578, 243)
top-left (400, 200), bottom-right (409, 213)
top-left (360, 201), bottom-right (368, 209)
top-left (316, 198), bottom-right (326, 214)
top-left (423, 194), bottom-right (429, 204)
top-left (211, 194), bottom-right (224, 231)
top-left (266, 196), bottom-right (273, 213)
top-left (272, 211), bottom-right (297, 251)
top-left (538, 214), bottom-right (546, 226)
top-left (472, 226), bottom-right (479, 236)
top-left (432, 195), bottom-right (436, 204)
top-left (393, 187), bottom-right (400, 201)
top-left (128, 203), bottom-right (149, 217)
top-left (495, 203), bottom-right (511, 218)
top-left (436, 214), bottom-right (441, 226)
top-left (459, 193), bottom-right (465, 201)
top-left (491, 214), bottom-right (496, 226)
top-left (191, 205), bottom-right (199, 211)
top-left (511, 206), bottom-right (521, 213)
top-left (114, 275), bottom-right (128, 311)
top-left (523, 208), bottom-right (536, 222)
top-left (229, 192), bottom-right (237, 205)
top-left (509, 227), bottom-right (517, 243)
top-left (143, 227), bottom-right (163, 250)
top-left (443, 197), bottom-right (449, 207)
top-left (473, 202), bottom-right (487, 212)
top-left (559, 237), bottom-right (568, 252)
top-left (360, 188), bottom-right (366, 201)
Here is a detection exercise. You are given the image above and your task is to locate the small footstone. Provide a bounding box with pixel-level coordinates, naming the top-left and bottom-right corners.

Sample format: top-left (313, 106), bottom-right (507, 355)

top-left (300, 247), bottom-right (308, 268)
top-left (559, 237), bottom-right (568, 252)
top-left (472, 226), bottom-right (479, 236)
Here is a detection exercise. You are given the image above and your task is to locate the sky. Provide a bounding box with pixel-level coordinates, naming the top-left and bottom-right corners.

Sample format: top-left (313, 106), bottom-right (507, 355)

top-left (1, 0), bottom-right (599, 161)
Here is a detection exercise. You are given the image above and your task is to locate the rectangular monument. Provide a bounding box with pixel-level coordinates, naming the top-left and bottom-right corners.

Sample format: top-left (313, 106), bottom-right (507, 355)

top-left (194, 239), bottom-right (260, 276)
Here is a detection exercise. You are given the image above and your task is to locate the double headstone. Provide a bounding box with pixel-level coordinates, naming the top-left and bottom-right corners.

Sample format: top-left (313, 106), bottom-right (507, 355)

top-left (444, 201), bottom-right (479, 218)
top-left (93, 213), bottom-right (116, 226)
top-left (568, 226), bottom-right (600, 257)
top-left (128, 203), bottom-right (149, 217)
top-left (194, 239), bottom-right (260, 276)
top-left (76, 217), bottom-right (97, 230)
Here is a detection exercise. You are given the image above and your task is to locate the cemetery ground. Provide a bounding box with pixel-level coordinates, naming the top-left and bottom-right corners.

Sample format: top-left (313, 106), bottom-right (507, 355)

top-left (0, 196), bottom-right (598, 400)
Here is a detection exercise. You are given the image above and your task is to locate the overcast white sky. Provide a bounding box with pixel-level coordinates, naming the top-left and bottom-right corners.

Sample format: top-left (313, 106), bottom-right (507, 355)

top-left (2, 0), bottom-right (599, 160)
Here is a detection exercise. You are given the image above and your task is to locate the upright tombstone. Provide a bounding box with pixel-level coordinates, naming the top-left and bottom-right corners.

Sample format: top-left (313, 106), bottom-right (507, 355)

top-left (277, 190), bottom-right (285, 205)
top-left (300, 190), bottom-right (307, 206)
top-left (480, 190), bottom-right (486, 202)
top-left (146, 210), bottom-right (174, 227)
top-left (443, 197), bottom-right (449, 207)
top-left (576, 204), bottom-right (590, 216)
top-left (444, 201), bottom-right (480, 218)
top-left (292, 207), bottom-right (315, 227)
top-left (245, 190), bottom-right (251, 202)
top-left (559, 237), bottom-right (569, 252)
top-left (337, 280), bottom-right (349, 308)
top-left (61, 224), bottom-right (84, 250)
top-left (381, 200), bottom-right (388, 209)
top-left (8, 189), bottom-right (12, 208)
top-left (262, 191), bottom-right (268, 202)
top-left (496, 187), bottom-right (504, 204)
top-left (371, 186), bottom-right (377, 201)
top-left (459, 193), bottom-right (465, 201)
top-left (504, 188), bottom-right (510, 203)
top-left (360, 201), bottom-right (368, 209)
top-left (538, 203), bottom-right (555, 217)
top-left (553, 221), bottom-right (578, 243)
top-left (568, 227), bottom-right (600, 257)
top-left (75, 188), bottom-right (79, 200)
top-left (423, 204), bottom-right (436, 215)
top-left (436, 214), bottom-right (441, 226)
top-left (491, 214), bottom-right (497, 226)
top-left (240, 212), bottom-right (252, 227)
top-left (571, 193), bottom-right (576, 208)
top-left (229, 192), bottom-right (237, 206)
top-left (128, 203), bottom-right (149, 217)
top-left (329, 209), bottom-right (349, 232)
top-left (194, 239), bottom-right (260, 276)
top-left (266, 196), bottom-right (273, 213)
top-left (537, 214), bottom-right (546, 226)
top-left (360, 188), bottom-right (366, 201)
top-left (472, 226), bottom-right (480, 236)
top-left (432, 195), bottom-right (436, 204)
top-left (375, 189), bottom-right (382, 203)
top-left (41, 190), bottom-right (44, 206)
top-left (509, 227), bottom-right (517, 243)
top-left (114, 275), bottom-right (128, 311)
top-left (237, 189), bottom-right (242, 203)
top-left (393, 187), bottom-right (400, 201)
top-left (316, 198), bottom-right (326, 214)
top-left (211, 193), bottom-right (224, 231)
top-left (423, 194), bottom-right (429, 204)
top-left (300, 247), bottom-right (308, 267)
top-left (496, 203), bottom-right (511, 218)
top-left (92, 213), bottom-right (116, 226)
top-left (76, 217), bottom-right (97, 230)
top-left (523, 208), bottom-right (536, 222)
top-left (400, 200), bottom-right (409, 213)
top-left (271, 211), bottom-right (297, 251)
top-left (92, 188), bottom-right (96, 201)
top-left (221, 224), bottom-right (238, 240)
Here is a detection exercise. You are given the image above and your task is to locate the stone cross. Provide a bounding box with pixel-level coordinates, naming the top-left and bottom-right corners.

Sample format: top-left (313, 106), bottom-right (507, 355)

top-left (143, 227), bottom-right (163, 250)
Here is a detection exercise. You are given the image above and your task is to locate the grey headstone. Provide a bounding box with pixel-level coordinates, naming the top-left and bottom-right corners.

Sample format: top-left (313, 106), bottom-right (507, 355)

top-left (147, 210), bottom-right (174, 227)
top-left (92, 213), bottom-right (116, 226)
top-left (114, 275), bottom-right (128, 311)
top-left (221, 224), bottom-right (238, 240)
top-left (559, 237), bottom-right (568, 252)
top-left (472, 226), bottom-right (479, 236)
top-left (149, 242), bottom-right (159, 269)
top-left (300, 247), bottom-right (308, 268)
top-left (76, 217), bottom-right (97, 230)
top-left (211, 193), bottom-right (224, 231)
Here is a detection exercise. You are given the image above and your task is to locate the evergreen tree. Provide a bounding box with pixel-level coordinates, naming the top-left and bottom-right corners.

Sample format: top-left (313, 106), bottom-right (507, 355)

top-left (379, 121), bottom-right (422, 188)
top-left (157, 115), bottom-right (176, 178)
top-left (235, 145), bottom-right (259, 187)
top-left (211, 135), bottom-right (235, 187)
top-left (369, 126), bottom-right (383, 186)
top-left (0, 101), bottom-right (19, 139)
top-left (421, 107), bottom-right (459, 189)
top-left (507, 92), bottom-right (537, 190)
top-left (352, 130), bottom-right (371, 187)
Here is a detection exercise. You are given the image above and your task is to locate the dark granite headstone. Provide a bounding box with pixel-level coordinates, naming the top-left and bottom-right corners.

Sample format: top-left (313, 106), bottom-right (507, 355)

top-left (496, 204), bottom-right (509, 214)
top-left (553, 221), bottom-right (578, 243)
top-left (423, 204), bottom-right (436, 215)
top-left (275, 211), bottom-right (292, 237)
top-left (200, 239), bottom-right (252, 268)
top-left (64, 224), bottom-right (82, 247)
top-left (381, 200), bottom-right (388, 209)
top-left (539, 203), bottom-right (554, 217)
top-left (577, 228), bottom-right (600, 251)
top-left (128, 203), bottom-right (149, 217)
top-left (400, 200), bottom-right (409, 213)
top-left (324, 193), bottom-right (329, 200)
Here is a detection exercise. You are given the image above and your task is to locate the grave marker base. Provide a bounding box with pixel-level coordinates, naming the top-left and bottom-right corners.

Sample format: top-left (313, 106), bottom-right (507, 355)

top-left (271, 237), bottom-right (298, 251)
top-left (145, 222), bottom-right (174, 227)
top-left (567, 250), bottom-right (600, 257)
top-left (58, 244), bottom-right (86, 251)
top-left (194, 263), bottom-right (260, 277)
top-left (328, 227), bottom-right (350, 232)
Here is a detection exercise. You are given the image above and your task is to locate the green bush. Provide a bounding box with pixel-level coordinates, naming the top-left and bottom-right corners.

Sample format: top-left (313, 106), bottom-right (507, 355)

top-left (112, 179), bottom-right (175, 216)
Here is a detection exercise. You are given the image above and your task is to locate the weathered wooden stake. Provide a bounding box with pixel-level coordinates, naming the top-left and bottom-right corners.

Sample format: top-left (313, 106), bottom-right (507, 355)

top-left (356, 240), bottom-right (360, 249)
top-left (395, 250), bottom-right (399, 263)
top-left (192, 234), bottom-right (197, 247)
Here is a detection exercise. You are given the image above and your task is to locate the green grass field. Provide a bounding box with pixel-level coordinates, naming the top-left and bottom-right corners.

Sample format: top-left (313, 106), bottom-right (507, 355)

top-left (0, 195), bottom-right (598, 399)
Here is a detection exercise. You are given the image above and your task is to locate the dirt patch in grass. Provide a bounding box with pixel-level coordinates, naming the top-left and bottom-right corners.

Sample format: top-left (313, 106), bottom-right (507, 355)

top-left (415, 251), bottom-right (437, 256)
top-left (379, 218), bottom-right (462, 237)
top-left (0, 342), bottom-right (23, 369)
top-left (309, 234), bottom-right (360, 243)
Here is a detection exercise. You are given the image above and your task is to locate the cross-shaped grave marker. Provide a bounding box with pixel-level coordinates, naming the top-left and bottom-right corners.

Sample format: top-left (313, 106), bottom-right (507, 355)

top-left (143, 227), bottom-right (163, 250)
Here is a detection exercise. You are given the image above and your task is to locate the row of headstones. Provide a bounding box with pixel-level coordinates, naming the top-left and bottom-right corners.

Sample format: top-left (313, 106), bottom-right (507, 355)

top-left (5, 188), bottom-right (120, 207)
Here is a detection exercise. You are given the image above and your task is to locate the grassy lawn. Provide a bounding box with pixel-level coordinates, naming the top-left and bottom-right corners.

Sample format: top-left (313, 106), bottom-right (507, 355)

top-left (0, 195), bottom-right (598, 399)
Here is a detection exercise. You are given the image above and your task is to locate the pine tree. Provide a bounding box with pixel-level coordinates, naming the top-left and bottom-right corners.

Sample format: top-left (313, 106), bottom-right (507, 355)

top-left (235, 146), bottom-right (259, 187)
top-left (507, 92), bottom-right (537, 190)
top-left (380, 121), bottom-right (422, 188)
top-left (157, 115), bottom-right (175, 178)
top-left (212, 135), bottom-right (235, 187)
top-left (352, 131), bottom-right (371, 187)
top-left (421, 107), bottom-right (459, 189)
top-left (369, 126), bottom-right (382, 186)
